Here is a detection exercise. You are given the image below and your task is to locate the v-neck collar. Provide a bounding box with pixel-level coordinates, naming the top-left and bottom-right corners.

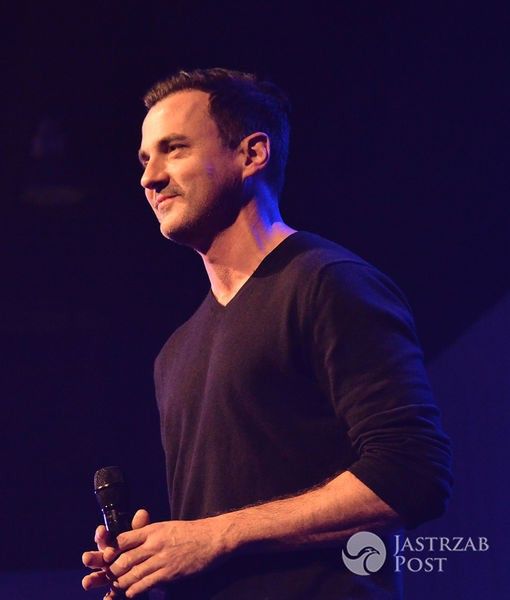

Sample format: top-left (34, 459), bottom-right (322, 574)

top-left (206, 231), bottom-right (301, 310)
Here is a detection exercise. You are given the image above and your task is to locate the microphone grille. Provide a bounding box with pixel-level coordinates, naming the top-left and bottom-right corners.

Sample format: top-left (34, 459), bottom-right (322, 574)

top-left (94, 466), bottom-right (125, 491)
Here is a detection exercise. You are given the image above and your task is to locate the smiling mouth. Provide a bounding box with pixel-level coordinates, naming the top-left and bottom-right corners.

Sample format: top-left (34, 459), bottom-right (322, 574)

top-left (156, 195), bottom-right (180, 209)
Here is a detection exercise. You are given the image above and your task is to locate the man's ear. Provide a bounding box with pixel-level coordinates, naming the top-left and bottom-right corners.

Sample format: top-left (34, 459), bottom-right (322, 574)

top-left (241, 132), bottom-right (271, 177)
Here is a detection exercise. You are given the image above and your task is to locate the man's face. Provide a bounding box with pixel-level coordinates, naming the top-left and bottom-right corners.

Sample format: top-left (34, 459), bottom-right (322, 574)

top-left (139, 90), bottom-right (244, 248)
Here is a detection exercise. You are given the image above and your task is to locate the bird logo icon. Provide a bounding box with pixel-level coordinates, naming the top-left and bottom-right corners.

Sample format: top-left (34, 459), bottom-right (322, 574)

top-left (341, 532), bottom-right (387, 575)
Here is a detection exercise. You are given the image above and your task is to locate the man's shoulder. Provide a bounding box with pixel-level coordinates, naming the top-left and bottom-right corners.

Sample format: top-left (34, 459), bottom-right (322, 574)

top-left (269, 230), bottom-right (379, 288)
top-left (282, 231), bottom-right (369, 267)
top-left (274, 231), bottom-right (411, 314)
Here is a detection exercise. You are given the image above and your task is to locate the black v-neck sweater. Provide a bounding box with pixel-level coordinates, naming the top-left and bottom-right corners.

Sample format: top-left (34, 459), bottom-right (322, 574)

top-left (153, 231), bottom-right (452, 599)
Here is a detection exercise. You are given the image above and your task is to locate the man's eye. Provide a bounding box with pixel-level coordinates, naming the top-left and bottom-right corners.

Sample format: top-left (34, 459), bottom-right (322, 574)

top-left (168, 144), bottom-right (185, 153)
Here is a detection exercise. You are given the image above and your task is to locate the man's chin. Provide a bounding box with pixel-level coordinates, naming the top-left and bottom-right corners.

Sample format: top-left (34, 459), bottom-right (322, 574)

top-left (159, 214), bottom-right (184, 241)
top-left (160, 220), bottom-right (200, 248)
top-left (160, 223), bottom-right (185, 244)
top-left (158, 199), bottom-right (241, 250)
top-left (159, 222), bottom-right (173, 240)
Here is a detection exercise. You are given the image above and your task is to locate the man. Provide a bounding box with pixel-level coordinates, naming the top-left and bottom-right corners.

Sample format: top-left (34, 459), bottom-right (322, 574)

top-left (82, 68), bottom-right (452, 599)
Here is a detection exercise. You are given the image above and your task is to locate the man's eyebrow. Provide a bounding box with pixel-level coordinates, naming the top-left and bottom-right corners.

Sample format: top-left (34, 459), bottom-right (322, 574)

top-left (137, 134), bottom-right (190, 165)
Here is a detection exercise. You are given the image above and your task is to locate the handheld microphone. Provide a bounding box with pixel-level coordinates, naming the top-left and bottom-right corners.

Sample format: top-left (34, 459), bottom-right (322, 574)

top-left (94, 466), bottom-right (132, 541)
top-left (93, 467), bottom-right (150, 599)
top-left (93, 466), bottom-right (132, 598)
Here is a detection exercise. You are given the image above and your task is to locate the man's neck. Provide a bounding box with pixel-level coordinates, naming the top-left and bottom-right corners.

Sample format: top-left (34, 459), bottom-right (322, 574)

top-left (198, 201), bottom-right (296, 306)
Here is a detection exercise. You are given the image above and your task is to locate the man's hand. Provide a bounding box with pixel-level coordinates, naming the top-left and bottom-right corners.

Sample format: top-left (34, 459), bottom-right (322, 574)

top-left (97, 516), bottom-right (232, 598)
top-left (82, 508), bottom-right (151, 598)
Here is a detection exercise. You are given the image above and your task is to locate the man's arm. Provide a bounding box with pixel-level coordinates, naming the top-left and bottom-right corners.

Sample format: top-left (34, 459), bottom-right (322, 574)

top-left (83, 469), bottom-right (401, 598)
top-left (215, 469), bottom-right (401, 551)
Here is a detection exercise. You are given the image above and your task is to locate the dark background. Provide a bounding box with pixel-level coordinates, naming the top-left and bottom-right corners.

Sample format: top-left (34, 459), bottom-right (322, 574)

top-left (1, 2), bottom-right (508, 598)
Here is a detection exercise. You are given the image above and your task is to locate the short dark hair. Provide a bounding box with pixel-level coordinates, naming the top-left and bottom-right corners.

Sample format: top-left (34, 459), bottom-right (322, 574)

top-left (143, 68), bottom-right (291, 195)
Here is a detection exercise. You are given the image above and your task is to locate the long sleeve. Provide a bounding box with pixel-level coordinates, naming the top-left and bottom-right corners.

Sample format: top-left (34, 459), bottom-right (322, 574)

top-left (308, 261), bottom-right (453, 529)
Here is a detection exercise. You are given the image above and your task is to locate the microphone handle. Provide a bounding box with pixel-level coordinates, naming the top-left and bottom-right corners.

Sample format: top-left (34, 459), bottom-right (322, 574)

top-left (102, 506), bottom-right (132, 540)
top-left (101, 507), bottom-right (149, 599)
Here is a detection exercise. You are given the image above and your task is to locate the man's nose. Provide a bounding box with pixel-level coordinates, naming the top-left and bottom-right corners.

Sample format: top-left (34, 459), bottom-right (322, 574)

top-left (140, 161), bottom-right (169, 192)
